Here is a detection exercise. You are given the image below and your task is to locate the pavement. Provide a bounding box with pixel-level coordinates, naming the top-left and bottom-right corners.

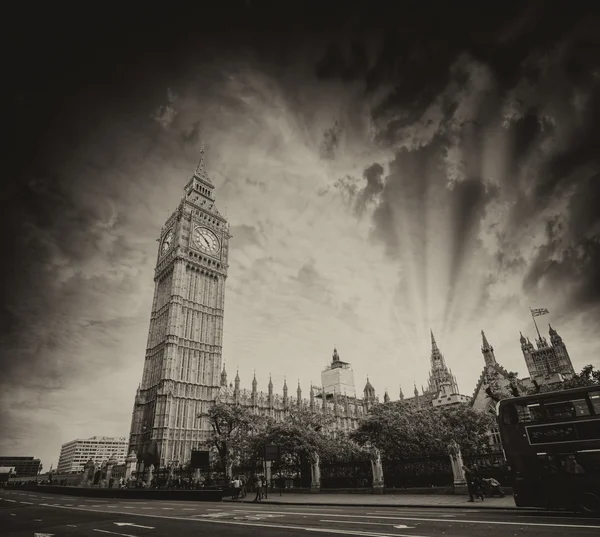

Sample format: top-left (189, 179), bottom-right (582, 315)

top-left (223, 491), bottom-right (518, 509)
top-left (2, 488), bottom-right (599, 537)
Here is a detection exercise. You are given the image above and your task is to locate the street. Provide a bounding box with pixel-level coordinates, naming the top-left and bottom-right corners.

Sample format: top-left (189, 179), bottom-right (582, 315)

top-left (2, 489), bottom-right (599, 537)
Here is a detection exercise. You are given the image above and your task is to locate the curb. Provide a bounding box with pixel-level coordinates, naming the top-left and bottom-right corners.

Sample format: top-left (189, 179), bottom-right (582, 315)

top-left (223, 498), bottom-right (524, 511)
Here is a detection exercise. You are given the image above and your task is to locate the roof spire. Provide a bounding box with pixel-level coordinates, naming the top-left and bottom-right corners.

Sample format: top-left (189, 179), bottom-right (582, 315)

top-left (193, 142), bottom-right (214, 186)
top-left (430, 329), bottom-right (438, 351)
top-left (481, 330), bottom-right (490, 350)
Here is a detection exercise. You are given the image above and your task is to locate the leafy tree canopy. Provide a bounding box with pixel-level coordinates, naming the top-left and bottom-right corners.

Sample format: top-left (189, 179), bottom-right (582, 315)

top-left (350, 402), bottom-right (495, 459)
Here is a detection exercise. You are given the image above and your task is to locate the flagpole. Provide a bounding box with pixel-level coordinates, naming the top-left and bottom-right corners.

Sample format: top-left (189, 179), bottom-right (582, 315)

top-left (530, 307), bottom-right (542, 341)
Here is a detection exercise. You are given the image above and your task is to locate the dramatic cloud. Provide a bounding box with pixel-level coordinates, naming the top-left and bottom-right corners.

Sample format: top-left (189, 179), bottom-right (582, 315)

top-left (5, 3), bottom-right (600, 468)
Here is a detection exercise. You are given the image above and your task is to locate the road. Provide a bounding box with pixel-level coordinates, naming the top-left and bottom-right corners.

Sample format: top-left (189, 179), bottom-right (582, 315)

top-left (1, 489), bottom-right (599, 537)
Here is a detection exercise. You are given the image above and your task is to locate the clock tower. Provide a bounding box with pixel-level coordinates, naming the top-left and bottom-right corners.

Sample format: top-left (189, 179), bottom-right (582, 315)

top-left (128, 148), bottom-right (230, 468)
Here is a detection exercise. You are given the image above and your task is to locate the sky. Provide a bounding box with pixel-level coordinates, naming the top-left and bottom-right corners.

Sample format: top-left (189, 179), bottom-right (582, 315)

top-left (4, 1), bottom-right (600, 469)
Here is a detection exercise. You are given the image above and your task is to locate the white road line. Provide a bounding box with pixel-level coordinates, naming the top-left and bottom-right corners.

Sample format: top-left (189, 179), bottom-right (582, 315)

top-left (320, 519), bottom-right (425, 536)
top-left (21, 502), bottom-right (600, 533)
top-left (34, 519), bottom-right (42, 522)
top-left (67, 525), bottom-right (77, 527)
top-left (162, 507), bottom-right (174, 510)
top-left (230, 508), bottom-right (600, 529)
top-left (6, 499), bottom-right (17, 502)
top-left (10, 513), bottom-right (16, 516)
top-left (107, 505), bottom-right (118, 508)
top-left (310, 528), bottom-right (425, 537)
top-left (20, 501), bottom-right (34, 504)
top-left (124, 507), bottom-right (134, 509)
top-left (141, 507), bottom-right (154, 510)
top-left (182, 508), bottom-right (196, 511)
top-left (93, 530), bottom-right (137, 537)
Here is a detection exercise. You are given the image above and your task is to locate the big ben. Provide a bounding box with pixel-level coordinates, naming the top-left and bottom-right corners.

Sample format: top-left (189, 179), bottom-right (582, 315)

top-left (128, 148), bottom-right (230, 468)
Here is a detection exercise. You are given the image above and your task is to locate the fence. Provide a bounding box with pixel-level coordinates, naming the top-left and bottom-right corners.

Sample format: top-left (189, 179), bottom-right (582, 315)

top-left (320, 460), bottom-right (373, 488)
top-left (383, 455), bottom-right (453, 488)
top-left (383, 450), bottom-right (510, 489)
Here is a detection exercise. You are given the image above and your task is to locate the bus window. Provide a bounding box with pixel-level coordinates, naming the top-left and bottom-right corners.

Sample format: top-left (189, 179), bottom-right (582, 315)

top-left (502, 403), bottom-right (519, 425)
top-left (589, 391), bottom-right (600, 414)
top-left (545, 400), bottom-right (578, 420)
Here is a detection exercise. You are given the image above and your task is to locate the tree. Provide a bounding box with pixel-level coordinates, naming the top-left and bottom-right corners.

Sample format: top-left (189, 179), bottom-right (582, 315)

top-left (202, 402), bottom-right (269, 476)
top-left (256, 407), bottom-right (337, 467)
top-left (349, 402), bottom-right (496, 459)
top-left (562, 365), bottom-right (600, 389)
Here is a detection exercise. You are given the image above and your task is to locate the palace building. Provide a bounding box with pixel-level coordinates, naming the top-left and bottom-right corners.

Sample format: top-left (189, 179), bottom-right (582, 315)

top-left (130, 150), bottom-right (578, 470)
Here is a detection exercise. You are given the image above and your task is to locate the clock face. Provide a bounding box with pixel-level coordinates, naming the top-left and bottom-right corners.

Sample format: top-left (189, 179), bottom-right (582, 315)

top-left (192, 226), bottom-right (220, 255)
top-left (161, 229), bottom-right (174, 255)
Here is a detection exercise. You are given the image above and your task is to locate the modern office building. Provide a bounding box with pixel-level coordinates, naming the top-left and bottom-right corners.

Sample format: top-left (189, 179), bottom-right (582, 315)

top-left (56, 436), bottom-right (128, 474)
top-left (0, 456), bottom-right (42, 477)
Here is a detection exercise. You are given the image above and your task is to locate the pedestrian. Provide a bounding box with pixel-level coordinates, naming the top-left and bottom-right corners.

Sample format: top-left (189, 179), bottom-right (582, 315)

top-left (253, 475), bottom-right (262, 502)
top-left (463, 465), bottom-right (475, 502)
top-left (231, 476), bottom-right (241, 500)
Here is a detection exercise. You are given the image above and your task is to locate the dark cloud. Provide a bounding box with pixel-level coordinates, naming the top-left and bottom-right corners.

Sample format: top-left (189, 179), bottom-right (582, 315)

top-left (355, 163), bottom-right (385, 216)
top-left (319, 121), bottom-right (344, 160)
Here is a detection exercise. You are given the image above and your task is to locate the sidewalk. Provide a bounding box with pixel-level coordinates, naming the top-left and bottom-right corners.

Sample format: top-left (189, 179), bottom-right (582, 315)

top-left (223, 492), bottom-right (519, 510)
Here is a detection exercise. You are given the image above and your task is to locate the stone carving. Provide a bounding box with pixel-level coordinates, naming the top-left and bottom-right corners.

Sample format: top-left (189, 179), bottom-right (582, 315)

top-left (310, 452), bottom-right (321, 492)
top-left (370, 446), bottom-right (384, 492)
top-left (80, 459), bottom-right (96, 487)
top-left (447, 440), bottom-right (467, 486)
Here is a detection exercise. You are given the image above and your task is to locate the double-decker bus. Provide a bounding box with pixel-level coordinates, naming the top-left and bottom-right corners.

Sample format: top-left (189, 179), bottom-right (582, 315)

top-left (497, 385), bottom-right (600, 513)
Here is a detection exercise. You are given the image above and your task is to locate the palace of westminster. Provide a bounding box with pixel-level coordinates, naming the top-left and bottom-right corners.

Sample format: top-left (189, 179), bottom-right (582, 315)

top-left (128, 154), bottom-right (577, 468)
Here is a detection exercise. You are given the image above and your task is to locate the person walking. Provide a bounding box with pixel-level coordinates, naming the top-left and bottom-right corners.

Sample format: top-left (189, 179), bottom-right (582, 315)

top-left (463, 465), bottom-right (475, 502)
top-left (253, 475), bottom-right (263, 502)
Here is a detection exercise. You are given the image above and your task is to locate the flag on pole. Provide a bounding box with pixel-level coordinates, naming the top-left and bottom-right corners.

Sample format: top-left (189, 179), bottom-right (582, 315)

top-left (530, 308), bottom-right (550, 317)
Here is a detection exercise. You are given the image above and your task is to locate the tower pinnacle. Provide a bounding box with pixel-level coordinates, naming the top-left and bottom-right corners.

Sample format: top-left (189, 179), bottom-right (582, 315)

top-left (194, 143), bottom-right (213, 186)
top-left (430, 329), bottom-right (438, 351)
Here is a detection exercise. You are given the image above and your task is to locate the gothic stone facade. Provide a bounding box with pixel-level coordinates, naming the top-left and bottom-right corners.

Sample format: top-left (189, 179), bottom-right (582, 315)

top-left (216, 348), bottom-right (375, 436)
top-left (129, 155), bottom-right (230, 467)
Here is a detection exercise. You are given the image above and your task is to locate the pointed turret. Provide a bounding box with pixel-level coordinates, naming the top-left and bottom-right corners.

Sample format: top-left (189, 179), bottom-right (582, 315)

top-left (220, 363), bottom-right (228, 387)
top-left (283, 377), bottom-right (288, 406)
top-left (309, 384), bottom-right (315, 410)
top-left (268, 374), bottom-right (273, 396)
top-left (430, 329), bottom-right (438, 351)
top-left (481, 330), bottom-right (497, 367)
top-left (297, 380), bottom-right (302, 406)
top-left (234, 370), bottom-right (240, 392)
top-left (193, 143), bottom-right (214, 188)
top-left (399, 386), bottom-right (404, 401)
top-left (252, 371), bottom-right (257, 393)
top-left (183, 143), bottom-right (215, 201)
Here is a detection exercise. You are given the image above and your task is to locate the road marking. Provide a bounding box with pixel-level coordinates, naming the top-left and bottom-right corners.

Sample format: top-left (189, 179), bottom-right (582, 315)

top-left (114, 522), bottom-right (155, 529)
top-left (123, 507), bottom-right (134, 509)
top-left (20, 501), bottom-right (34, 504)
top-left (107, 505), bottom-right (117, 508)
top-left (10, 513), bottom-right (16, 516)
top-left (67, 525), bottom-right (77, 527)
top-left (21, 502), bottom-right (600, 533)
top-left (162, 507), bottom-right (174, 510)
top-left (306, 530), bottom-right (423, 537)
top-left (141, 507), bottom-right (154, 509)
top-left (182, 508), bottom-right (195, 511)
top-left (6, 499), bottom-right (16, 502)
top-left (34, 533), bottom-right (54, 537)
top-left (321, 520), bottom-right (419, 532)
top-left (34, 519), bottom-right (43, 521)
top-left (231, 508), bottom-right (600, 529)
top-left (93, 530), bottom-right (138, 537)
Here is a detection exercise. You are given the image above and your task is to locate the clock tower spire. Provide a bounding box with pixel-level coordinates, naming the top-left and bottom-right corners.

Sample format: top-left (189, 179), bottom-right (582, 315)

top-left (129, 145), bottom-right (230, 470)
